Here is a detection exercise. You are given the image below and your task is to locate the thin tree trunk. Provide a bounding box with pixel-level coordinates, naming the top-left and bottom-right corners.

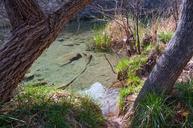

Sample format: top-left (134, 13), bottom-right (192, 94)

top-left (0, 0), bottom-right (91, 102)
top-left (134, 0), bottom-right (193, 106)
top-left (136, 1), bottom-right (141, 54)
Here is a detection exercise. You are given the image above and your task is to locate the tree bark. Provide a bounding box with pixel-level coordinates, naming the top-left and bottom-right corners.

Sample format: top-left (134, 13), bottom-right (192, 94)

top-left (0, 0), bottom-right (91, 102)
top-left (134, 0), bottom-right (193, 106)
top-left (4, 0), bottom-right (45, 30)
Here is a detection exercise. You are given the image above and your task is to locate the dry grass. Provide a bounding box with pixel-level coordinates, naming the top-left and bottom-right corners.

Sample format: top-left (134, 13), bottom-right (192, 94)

top-left (158, 16), bottom-right (177, 33)
top-left (105, 16), bottom-right (133, 42)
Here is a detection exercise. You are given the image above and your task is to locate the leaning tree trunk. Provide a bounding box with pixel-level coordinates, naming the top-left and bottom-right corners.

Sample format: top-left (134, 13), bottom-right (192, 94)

top-left (134, 0), bottom-right (193, 106)
top-left (0, 0), bottom-right (91, 102)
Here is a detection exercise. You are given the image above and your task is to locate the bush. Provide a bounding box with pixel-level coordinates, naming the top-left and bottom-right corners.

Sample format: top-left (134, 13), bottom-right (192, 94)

top-left (0, 84), bottom-right (105, 128)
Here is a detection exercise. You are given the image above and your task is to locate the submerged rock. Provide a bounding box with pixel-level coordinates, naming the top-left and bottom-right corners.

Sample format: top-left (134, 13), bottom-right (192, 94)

top-left (81, 82), bottom-right (119, 116)
top-left (56, 52), bottom-right (82, 66)
top-left (24, 73), bottom-right (35, 82)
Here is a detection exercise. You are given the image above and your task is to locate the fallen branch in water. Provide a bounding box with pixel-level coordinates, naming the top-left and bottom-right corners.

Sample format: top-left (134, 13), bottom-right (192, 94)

top-left (58, 54), bottom-right (93, 89)
top-left (104, 54), bottom-right (117, 74)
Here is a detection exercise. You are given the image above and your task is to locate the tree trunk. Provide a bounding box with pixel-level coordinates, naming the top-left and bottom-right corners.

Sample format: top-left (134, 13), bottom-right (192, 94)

top-left (4, 0), bottom-right (45, 30)
top-left (134, 0), bottom-right (193, 106)
top-left (0, 0), bottom-right (91, 102)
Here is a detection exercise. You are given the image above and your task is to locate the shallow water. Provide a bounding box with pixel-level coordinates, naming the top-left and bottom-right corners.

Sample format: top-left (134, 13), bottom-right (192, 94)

top-left (0, 21), bottom-right (119, 115)
top-left (23, 21), bottom-right (117, 90)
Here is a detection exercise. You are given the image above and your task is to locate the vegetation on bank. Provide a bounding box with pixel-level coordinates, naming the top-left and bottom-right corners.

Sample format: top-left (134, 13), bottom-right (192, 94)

top-left (88, 15), bottom-right (174, 112)
top-left (0, 84), bottom-right (105, 128)
top-left (131, 81), bottom-right (193, 128)
top-left (86, 12), bottom-right (181, 127)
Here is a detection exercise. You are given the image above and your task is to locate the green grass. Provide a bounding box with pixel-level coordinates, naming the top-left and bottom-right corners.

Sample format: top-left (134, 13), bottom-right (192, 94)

top-left (115, 58), bottom-right (130, 74)
top-left (117, 47), bottom-right (151, 110)
top-left (130, 81), bottom-right (193, 128)
top-left (158, 31), bottom-right (173, 44)
top-left (93, 32), bottom-right (111, 51)
top-left (131, 93), bottom-right (174, 128)
top-left (0, 84), bottom-right (105, 128)
top-left (119, 86), bottom-right (135, 111)
top-left (87, 24), bottom-right (111, 52)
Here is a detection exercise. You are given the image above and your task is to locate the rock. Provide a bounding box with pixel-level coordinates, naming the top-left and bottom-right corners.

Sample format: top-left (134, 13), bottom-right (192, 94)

top-left (24, 73), bottom-right (35, 81)
top-left (81, 82), bottom-right (119, 115)
top-left (56, 52), bottom-right (82, 66)
top-left (58, 38), bottom-right (64, 42)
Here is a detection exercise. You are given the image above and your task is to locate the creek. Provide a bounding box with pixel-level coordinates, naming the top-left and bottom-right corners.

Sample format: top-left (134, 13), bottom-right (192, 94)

top-left (19, 21), bottom-right (120, 115)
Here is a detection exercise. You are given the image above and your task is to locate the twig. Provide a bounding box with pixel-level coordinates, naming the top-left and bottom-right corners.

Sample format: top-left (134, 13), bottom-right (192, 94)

top-left (58, 55), bottom-right (93, 89)
top-left (104, 54), bottom-right (117, 74)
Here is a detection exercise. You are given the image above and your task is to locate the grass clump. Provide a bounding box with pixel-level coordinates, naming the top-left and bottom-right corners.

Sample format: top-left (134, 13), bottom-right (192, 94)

top-left (158, 31), bottom-right (173, 44)
top-left (0, 84), bottom-right (105, 128)
top-left (131, 93), bottom-right (173, 128)
top-left (130, 81), bottom-right (193, 128)
top-left (88, 24), bottom-right (111, 52)
top-left (93, 31), bottom-right (111, 51)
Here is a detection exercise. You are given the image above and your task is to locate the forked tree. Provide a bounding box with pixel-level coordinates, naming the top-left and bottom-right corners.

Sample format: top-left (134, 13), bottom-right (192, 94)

top-left (135, 0), bottom-right (193, 106)
top-left (0, 0), bottom-right (91, 102)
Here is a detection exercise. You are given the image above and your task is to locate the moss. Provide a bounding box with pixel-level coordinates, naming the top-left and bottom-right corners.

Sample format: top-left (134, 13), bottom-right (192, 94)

top-left (0, 84), bottom-right (105, 128)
